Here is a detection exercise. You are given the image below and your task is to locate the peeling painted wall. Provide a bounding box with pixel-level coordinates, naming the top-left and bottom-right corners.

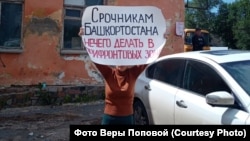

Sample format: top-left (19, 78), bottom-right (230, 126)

top-left (0, 0), bottom-right (184, 87)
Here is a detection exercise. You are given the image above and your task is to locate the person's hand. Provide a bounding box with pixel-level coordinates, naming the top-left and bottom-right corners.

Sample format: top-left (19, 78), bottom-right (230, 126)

top-left (78, 27), bottom-right (84, 37)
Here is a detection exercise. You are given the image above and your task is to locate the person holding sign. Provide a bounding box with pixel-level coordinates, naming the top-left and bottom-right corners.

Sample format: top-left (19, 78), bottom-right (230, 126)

top-left (79, 5), bottom-right (168, 125)
top-left (79, 27), bottom-right (168, 125)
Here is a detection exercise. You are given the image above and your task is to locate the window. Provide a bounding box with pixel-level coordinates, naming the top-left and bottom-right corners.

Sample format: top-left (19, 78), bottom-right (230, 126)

top-left (0, 0), bottom-right (23, 53)
top-left (222, 60), bottom-right (250, 96)
top-left (183, 60), bottom-right (230, 96)
top-left (147, 59), bottom-right (185, 87)
top-left (61, 0), bottom-right (104, 54)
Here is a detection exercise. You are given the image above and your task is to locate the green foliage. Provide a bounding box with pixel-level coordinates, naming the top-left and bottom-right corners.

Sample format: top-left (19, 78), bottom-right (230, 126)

top-left (63, 93), bottom-right (104, 103)
top-left (35, 89), bottom-right (57, 105)
top-left (232, 0), bottom-right (250, 49)
top-left (185, 0), bottom-right (250, 50)
top-left (34, 83), bottom-right (56, 105)
top-left (214, 3), bottom-right (236, 48)
top-left (185, 0), bottom-right (222, 30)
top-left (63, 94), bottom-right (72, 103)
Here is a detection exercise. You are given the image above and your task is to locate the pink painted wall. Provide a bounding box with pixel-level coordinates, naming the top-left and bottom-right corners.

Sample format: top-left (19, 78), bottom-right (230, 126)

top-left (0, 0), bottom-right (184, 87)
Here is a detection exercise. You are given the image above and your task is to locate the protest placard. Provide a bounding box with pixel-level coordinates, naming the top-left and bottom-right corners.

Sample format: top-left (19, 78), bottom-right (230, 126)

top-left (81, 6), bottom-right (166, 65)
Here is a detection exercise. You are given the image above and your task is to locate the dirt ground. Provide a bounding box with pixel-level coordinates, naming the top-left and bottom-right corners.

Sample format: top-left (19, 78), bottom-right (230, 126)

top-left (0, 100), bottom-right (104, 141)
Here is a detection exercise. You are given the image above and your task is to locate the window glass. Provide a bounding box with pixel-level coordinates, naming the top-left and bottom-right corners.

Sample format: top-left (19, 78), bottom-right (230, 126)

top-left (147, 59), bottom-right (185, 87)
top-left (65, 9), bottom-right (81, 17)
top-left (63, 7), bottom-right (84, 50)
top-left (63, 13), bottom-right (82, 49)
top-left (62, 0), bottom-right (103, 53)
top-left (85, 0), bottom-right (103, 5)
top-left (0, 2), bottom-right (22, 49)
top-left (222, 60), bottom-right (250, 96)
top-left (183, 60), bottom-right (230, 96)
top-left (146, 63), bottom-right (156, 79)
